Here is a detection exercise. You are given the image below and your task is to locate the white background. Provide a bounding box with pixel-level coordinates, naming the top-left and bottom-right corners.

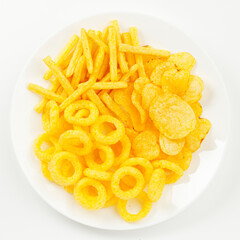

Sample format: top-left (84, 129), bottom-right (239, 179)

top-left (1, 0), bottom-right (240, 239)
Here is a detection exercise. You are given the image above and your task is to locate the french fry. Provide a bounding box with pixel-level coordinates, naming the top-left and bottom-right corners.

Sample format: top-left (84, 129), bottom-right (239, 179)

top-left (43, 56), bottom-right (74, 95)
top-left (43, 35), bottom-right (79, 80)
top-left (119, 64), bottom-right (138, 82)
top-left (66, 40), bottom-right (83, 77)
top-left (91, 82), bottom-right (128, 90)
top-left (60, 51), bottom-right (74, 69)
top-left (119, 44), bottom-right (170, 58)
top-left (97, 54), bottom-right (109, 80)
top-left (108, 26), bottom-right (118, 81)
top-left (122, 32), bottom-right (137, 81)
top-left (86, 89), bottom-right (110, 115)
top-left (97, 30), bottom-right (102, 39)
top-left (59, 46), bottom-right (105, 111)
top-left (88, 30), bottom-right (109, 54)
top-left (129, 27), bottom-right (146, 77)
top-left (71, 55), bottom-right (86, 89)
top-left (81, 28), bottom-right (94, 74)
top-left (102, 26), bottom-right (109, 43)
top-left (28, 83), bottom-right (65, 103)
top-left (111, 20), bottom-right (129, 73)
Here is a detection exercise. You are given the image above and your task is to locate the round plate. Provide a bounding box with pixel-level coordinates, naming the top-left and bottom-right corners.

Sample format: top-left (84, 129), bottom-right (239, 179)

top-left (11, 12), bottom-right (230, 230)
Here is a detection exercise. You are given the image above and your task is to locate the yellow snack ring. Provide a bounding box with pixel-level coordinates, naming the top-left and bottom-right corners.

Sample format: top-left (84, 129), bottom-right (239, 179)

top-left (90, 115), bottom-right (125, 145)
top-left (121, 157), bottom-right (153, 184)
top-left (111, 135), bottom-right (131, 166)
top-left (64, 100), bottom-right (99, 126)
top-left (59, 129), bottom-right (93, 156)
top-left (41, 161), bottom-right (53, 181)
top-left (33, 133), bottom-right (59, 162)
top-left (111, 166), bottom-right (144, 200)
top-left (64, 185), bottom-right (74, 194)
top-left (83, 168), bottom-right (112, 181)
top-left (104, 195), bottom-right (118, 208)
top-left (133, 131), bottom-right (160, 160)
top-left (147, 168), bottom-right (165, 202)
top-left (74, 177), bottom-right (107, 210)
top-left (117, 191), bottom-right (152, 222)
top-left (152, 160), bottom-right (184, 184)
top-left (149, 93), bottom-right (196, 139)
top-left (159, 134), bottom-right (185, 156)
top-left (85, 143), bottom-right (114, 171)
top-left (49, 151), bottom-right (82, 186)
top-left (42, 100), bottom-right (59, 134)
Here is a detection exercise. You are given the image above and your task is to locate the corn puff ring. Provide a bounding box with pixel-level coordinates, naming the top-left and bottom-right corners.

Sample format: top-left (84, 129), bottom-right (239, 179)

top-left (74, 177), bottom-right (107, 209)
top-left (104, 195), bottom-right (118, 208)
top-left (117, 191), bottom-right (152, 222)
top-left (152, 160), bottom-right (184, 184)
top-left (85, 143), bottom-right (114, 171)
top-left (121, 157), bottom-right (153, 184)
top-left (90, 115), bottom-right (125, 145)
top-left (59, 130), bottom-right (93, 156)
top-left (49, 151), bottom-right (82, 186)
top-left (111, 135), bottom-right (131, 166)
top-left (83, 168), bottom-right (112, 181)
top-left (41, 161), bottom-right (53, 181)
top-left (60, 159), bottom-right (75, 177)
top-left (111, 166), bottom-right (144, 200)
top-left (33, 133), bottom-right (60, 162)
top-left (64, 185), bottom-right (74, 194)
top-left (147, 168), bottom-right (165, 202)
top-left (42, 100), bottom-right (59, 134)
top-left (64, 100), bottom-right (99, 126)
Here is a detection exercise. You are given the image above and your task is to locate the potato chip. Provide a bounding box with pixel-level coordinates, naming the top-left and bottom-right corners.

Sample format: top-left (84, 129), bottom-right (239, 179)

top-left (49, 151), bottom-right (82, 186)
top-left (59, 129), bottom-right (93, 156)
top-left (182, 75), bottom-right (204, 103)
top-left (149, 93), bottom-right (196, 139)
top-left (144, 58), bottom-right (163, 77)
top-left (111, 166), bottom-right (144, 200)
top-left (134, 77), bottom-right (150, 94)
top-left (117, 191), bottom-right (152, 222)
top-left (151, 160), bottom-right (184, 184)
top-left (64, 100), bottom-right (99, 126)
top-left (141, 83), bottom-right (161, 110)
top-left (86, 143), bottom-right (114, 171)
top-left (185, 118), bottom-right (211, 152)
top-left (159, 134), bottom-right (185, 156)
top-left (83, 168), bottom-right (112, 181)
top-left (133, 131), bottom-right (160, 160)
top-left (168, 52), bottom-right (196, 71)
top-left (74, 177), bottom-right (107, 209)
top-left (90, 115), bottom-right (125, 145)
top-left (190, 102), bottom-right (203, 118)
top-left (147, 168), bottom-right (165, 202)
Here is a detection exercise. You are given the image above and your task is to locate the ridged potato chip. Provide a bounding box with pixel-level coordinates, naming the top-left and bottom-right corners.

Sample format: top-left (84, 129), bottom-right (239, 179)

top-left (133, 131), bottom-right (160, 160)
top-left (149, 93), bottom-right (196, 139)
top-left (159, 134), bottom-right (185, 156)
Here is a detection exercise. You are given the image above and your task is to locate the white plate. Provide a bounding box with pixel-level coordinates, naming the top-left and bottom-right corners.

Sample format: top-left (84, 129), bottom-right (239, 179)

top-left (11, 12), bottom-right (230, 230)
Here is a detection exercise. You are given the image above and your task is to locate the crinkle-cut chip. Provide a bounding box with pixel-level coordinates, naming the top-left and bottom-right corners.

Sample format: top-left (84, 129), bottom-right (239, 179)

top-left (41, 161), bottom-right (53, 181)
top-left (149, 93), bottom-right (196, 139)
top-left (111, 166), bottom-right (144, 200)
top-left (182, 75), bottom-right (204, 103)
top-left (134, 77), bottom-right (150, 94)
top-left (133, 131), bottom-right (160, 160)
top-left (90, 115), bottom-right (125, 145)
top-left (168, 52), bottom-right (196, 71)
top-left (64, 185), bottom-right (74, 194)
top-left (121, 157), bottom-right (153, 184)
top-left (190, 102), bottom-right (203, 118)
top-left (185, 118), bottom-right (211, 152)
top-left (162, 69), bottom-right (190, 96)
top-left (144, 58), bottom-right (164, 77)
top-left (151, 160), bottom-right (184, 184)
top-left (85, 143), bottom-right (114, 171)
top-left (159, 134), bottom-right (185, 156)
top-left (74, 177), bottom-right (107, 210)
top-left (113, 88), bottom-right (144, 131)
top-left (49, 151), bottom-right (82, 186)
top-left (117, 191), bottom-right (152, 222)
top-left (147, 168), bottom-right (165, 202)
top-left (59, 129), bottom-right (93, 156)
top-left (83, 168), bottom-right (112, 181)
top-left (141, 83), bottom-right (161, 110)
top-left (131, 90), bottom-right (147, 126)
top-left (111, 135), bottom-right (131, 166)
top-left (167, 147), bottom-right (192, 171)
top-left (150, 61), bottom-right (175, 87)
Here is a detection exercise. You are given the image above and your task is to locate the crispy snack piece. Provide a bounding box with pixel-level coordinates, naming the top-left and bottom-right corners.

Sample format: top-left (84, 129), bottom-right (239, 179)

top-left (83, 169), bottom-right (112, 181)
top-left (87, 29), bottom-right (109, 53)
top-left (92, 82), bottom-right (128, 90)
